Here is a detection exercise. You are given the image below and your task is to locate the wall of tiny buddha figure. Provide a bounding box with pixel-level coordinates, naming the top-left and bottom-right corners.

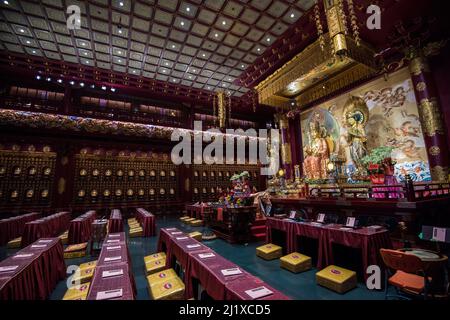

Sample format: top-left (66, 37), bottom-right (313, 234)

top-left (300, 68), bottom-right (431, 182)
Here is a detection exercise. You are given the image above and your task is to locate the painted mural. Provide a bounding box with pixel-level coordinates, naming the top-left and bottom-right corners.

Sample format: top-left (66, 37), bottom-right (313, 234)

top-left (300, 68), bottom-right (431, 182)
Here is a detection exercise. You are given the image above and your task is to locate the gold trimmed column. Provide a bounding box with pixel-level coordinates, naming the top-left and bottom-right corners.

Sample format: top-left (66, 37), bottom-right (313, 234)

top-left (278, 114), bottom-right (292, 179)
top-left (408, 48), bottom-right (449, 181)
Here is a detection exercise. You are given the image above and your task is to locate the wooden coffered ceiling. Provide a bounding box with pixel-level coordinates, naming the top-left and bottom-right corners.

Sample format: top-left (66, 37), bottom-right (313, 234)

top-left (0, 0), bottom-right (314, 98)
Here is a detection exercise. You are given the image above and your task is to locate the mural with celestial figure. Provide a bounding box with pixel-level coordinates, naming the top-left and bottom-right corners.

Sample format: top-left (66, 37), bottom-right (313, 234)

top-left (300, 68), bottom-right (431, 182)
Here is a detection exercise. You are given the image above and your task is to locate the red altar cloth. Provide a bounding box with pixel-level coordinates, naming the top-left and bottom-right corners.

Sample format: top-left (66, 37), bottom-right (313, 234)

top-left (68, 210), bottom-right (97, 244)
top-left (225, 275), bottom-right (291, 300)
top-left (86, 232), bottom-right (136, 300)
top-left (185, 203), bottom-right (208, 219)
top-left (157, 227), bottom-right (183, 253)
top-left (0, 238), bottom-right (66, 300)
top-left (86, 263), bottom-right (135, 300)
top-left (321, 224), bottom-right (393, 275)
top-left (21, 212), bottom-right (71, 247)
top-left (0, 212), bottom-right (41, 246)
top-left (266, 218), bottom-right (392, 279)
top-left (169, 235), bottom-right (210, 270)
top-left (186, 250), bottom-right (249, 300)
top-left (136, 208), bottom-right (156, 237)
top-left (108, 209), bottom-right (123, 233)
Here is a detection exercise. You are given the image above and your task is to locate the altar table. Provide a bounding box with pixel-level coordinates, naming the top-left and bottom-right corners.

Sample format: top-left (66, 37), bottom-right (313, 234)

top-left (0, 212), bottom-right (41, 246)
top-left (266, 217), bottom-right (392, 279)
top-left (136, 208), bottom-right (156, 237)
top-left (68, 210), bottom-right (97, 244)
top-left (108, 209), bottom-right (123, 233)
top-left (0, 238), bottom-right (65, 300)
top-left (21, 212), bottom-right (71, 247)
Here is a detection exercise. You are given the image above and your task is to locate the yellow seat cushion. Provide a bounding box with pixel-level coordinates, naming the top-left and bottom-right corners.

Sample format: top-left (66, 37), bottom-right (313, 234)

top-left (63, 283), bottom-right (91, 300)
top-left (183, 218), bottom-right (195, 224)
top-left (256, 244), bottom-right (282, 260)
top-left (129, 226), bottom-right (143, 238)
top-left (188, 231), bottom-right (202, 241)
top-left (189, 219), bottom-right (203, 227)
top-left (7, 237), bottom-right (22, 249)
top-left (280, 252), bottom-right (312, 273)
top-left (59, 232), bottom-right (68, 245)
top-left (316, 265), bottom-right (357, 294)
top-left (64, 243), bottom-right (88, 259)
top-left (145, 257), bottom-right (167, 275)
top-left (79, 260), bottom-right (97, 270)
top-left (179, 216), bottom-right (190, 221)
top-left (71, 267), bottom-right (95, 285)
top-left (144, 252), bottom-right (166, 264)
top-left (147, 268), bottom-right (178, 286)
top-left (149, 276), bottom-right (185, 300)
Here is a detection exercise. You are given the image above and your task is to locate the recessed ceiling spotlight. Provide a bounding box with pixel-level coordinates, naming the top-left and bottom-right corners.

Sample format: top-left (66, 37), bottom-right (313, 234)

top-left (118, 59), bottom-right (122, 63)
top-left (186, 7), bottom-right (190, 12)
top-left (46, 77), bottom-right (51, 82)
top-left (111, 88), bottom-right (116, 92)
top-left (118, 28), bottom-right (123, 34)
top-left (32, 50), bottom-right (36, 54)
top-left (85, 60), bottom-right (89, 64)
top-left (165, 62), bottom-right (169, 66)
top-left (257, 48), bottom-right (261, 52)
top-left (180, 21), bottom-right (185, 26)
top-left (266, 37), bottom-right (271, 42)
top-left (19, 28), bottom-right (25, 33)
top-left (117, 50), bottom-right (122, 54)
top-left (101, 86), bottom-right (107, 90)
top-left (83, 52), bottom-right (88, 55)
top-left (192, 69), bottom-right (196, 73)
top-left (81, 42), bottom-right (86, 46)
top-left (290, 13), bottom-right (295, 18)
top-left (4, 1), bottom-right (10, 5)
top-left (70, 81), bottom-right (75, 85)
top-left (36, 75), bottom-right (41, 80)
top-left (162, 69), bottom-right (166, 73)
top-left (173, 79), bottom-right (177, 82)
top-left (171, 44), bottom-right (176, 49)
top-left (132, 70), bottom-right (136, 73)
top-left (26, 40), bottom-right (30, 44)
top-left (57, 79), bottom-right (63, 83)
top-left (119, 1), bottom-right (124, 6)
top-left (214, 33), bottom-right (219, 37)
top-left (188, 75), bottom-right (192, 79)
top-left (222, 21), bottom-right (226, 25)
top-left (202, 53), bottom-right (206, 57)
top-left (90, 84), bottom-right (95, 89)
top-left (80, 82), bottom-right (85, 87)
top-left (241, 64), bottom-right (245, 68)
top-left (222, 83), bottom-right (227, 87)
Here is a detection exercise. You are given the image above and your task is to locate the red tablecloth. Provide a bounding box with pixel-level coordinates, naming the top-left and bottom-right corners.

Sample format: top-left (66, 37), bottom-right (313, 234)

top-left (169, 236), bottom-right (210, 269)
top-left (136, 208), bottom-right (156, 237)
top-left (266, 218), bottom-right (392, 279)
top-left (185, 204), bottom-right (207, 219)
top-left (68, 210), bottom-right (97, 244)
top-left (157, 227), bottom-right (182, 253)
top-left (225, 275), bottom-right (291, 300)
top-left (0, 212), bottom-right (41, 246)
top-left (186, 251), bottom-right (249, 300)
top-left (321, 224), bottom-right (393, 276)
top-left (108, 209), bottom-right (123, 233)
top-left (21, 212), bottom-right (71, 247)
top-left (0, 238), bottom-right (66, 300)
top-left (86, 263), bottom-right (135, 300)
top-left (87, 232), bottom-right (136, 300)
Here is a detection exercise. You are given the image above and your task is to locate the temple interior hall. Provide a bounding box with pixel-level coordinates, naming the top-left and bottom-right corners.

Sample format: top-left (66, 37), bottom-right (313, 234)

top-left (1, 0), bottom-right (450, 303)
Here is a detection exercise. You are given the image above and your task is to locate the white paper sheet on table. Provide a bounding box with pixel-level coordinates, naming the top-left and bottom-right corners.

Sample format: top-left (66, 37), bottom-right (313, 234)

top-left (221, 268), bottom-right (242, 276)
top-left (0, 265), bottom-right (18, 272)
top-left (245, 286), bottom-right (273, 299)
top-left (96, 288), bottom-right (123, 300)
top-left (198, 253), bottom-right (215, 259)
top-left (102, 269), bottom-right (124, 278)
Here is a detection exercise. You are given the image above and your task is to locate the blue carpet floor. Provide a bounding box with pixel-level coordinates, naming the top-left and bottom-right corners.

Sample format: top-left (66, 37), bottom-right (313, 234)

top-left (1, 216), bottom-right (385, 300)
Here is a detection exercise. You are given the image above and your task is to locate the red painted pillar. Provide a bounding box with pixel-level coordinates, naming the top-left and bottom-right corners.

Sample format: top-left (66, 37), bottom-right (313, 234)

top-left (409, 49), bottom-right (449, 181)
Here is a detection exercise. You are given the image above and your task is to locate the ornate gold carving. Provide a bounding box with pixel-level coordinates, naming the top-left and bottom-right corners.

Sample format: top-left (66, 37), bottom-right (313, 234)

top-left (409, 56), bottom-right (430, 76)
top-left (429, 146), bottom-right (441, 156)
top-left (281, 143), bottom-right (292, 164)
top-left (430, 166), bottom-right (449, 182)
top-left (416, 82), bottom-right (427, 92)
top-left (418, 98), bottom-right (445, 136)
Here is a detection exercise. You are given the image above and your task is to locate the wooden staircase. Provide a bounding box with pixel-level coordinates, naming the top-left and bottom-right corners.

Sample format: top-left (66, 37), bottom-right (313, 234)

top-left (251, 216), bottom-right (267, 242)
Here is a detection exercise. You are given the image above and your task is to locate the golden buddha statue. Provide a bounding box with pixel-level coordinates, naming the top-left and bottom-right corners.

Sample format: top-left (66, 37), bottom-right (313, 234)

top-left (303, 121), bottom-right (330, 180)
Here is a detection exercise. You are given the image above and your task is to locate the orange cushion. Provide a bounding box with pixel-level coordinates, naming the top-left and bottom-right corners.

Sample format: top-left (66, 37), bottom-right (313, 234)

top-left (388, 271), bottom-right (428, 294)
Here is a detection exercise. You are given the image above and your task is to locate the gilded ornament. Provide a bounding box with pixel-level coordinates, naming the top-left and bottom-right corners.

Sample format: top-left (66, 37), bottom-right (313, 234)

top-left (409, 57), bottom-right (430, 76)
top-left (430, 166), bottom-right (449, 182)
top-left (416, 82), bottom-right (427, 92)
top-left (429, 146), bottom-right (441, 156)
top-left (418, 98), bottom-right (445, 136)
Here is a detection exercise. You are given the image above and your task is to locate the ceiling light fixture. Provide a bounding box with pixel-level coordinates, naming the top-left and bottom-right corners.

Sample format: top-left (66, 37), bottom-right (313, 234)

top-left (214, 33), bottom-right (219, 37)
top-left (32, 50), bottom-right (36, 54)
top-left (222, 21), bottom-right (226, 25)
top-left (119, 1), bottom-right (124, 6)
top-left (171, 45), bottom-right (176, 49)
top-left (19, 29), bottom-right (25, 33)
top-left (57, 79), bottom-right (62, 83)
top-left (81, 42), bottom-right (86, 46)
top-left (46, 77), bottom-right (51, 82)
top-left (266, 38), bottom-right (271, 42)
top-left (90, 84), bottom-right (95, 89)
top-left (101, 86), bottom-right (107, 90)
top-left (26, 40), bottom-right (30, 44)
top-left (80, 83), bottom-right (85, 87)
top-left (111, 88), bottom-right (116, 92)
top-left (180, 21), bottom-right (185, 26)
top-left (186, 7), bottom-right (190, 12)
top-left (118, 59), bottom-right (122, 63)
top-left (202, 53), bottom-right (206, 57)
top-left (4, 1), bottom-right (9, 5)
top-left (257, 48), bottom-right (261, 52)
top-left (290, 13), bottom-right (295, 18)
top-left (70, 81), bottom-right (75, 85)
top-left (36, 75), bottom-right (41, 80)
